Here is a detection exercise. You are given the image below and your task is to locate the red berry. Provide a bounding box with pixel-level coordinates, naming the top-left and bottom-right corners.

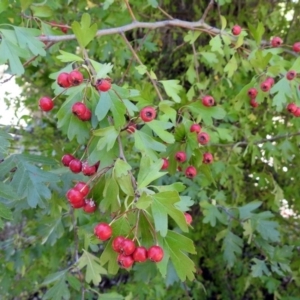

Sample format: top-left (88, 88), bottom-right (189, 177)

top-left (265, 77), bottom-right (275, 87)
top-left (112, 236), bottom-right (125, 253)
top-left (120, 239), bottom-right (136, 256)
top-left (148, 245), bottom-right (164, 262)
top-left (66, 188), bottom-right (84, 204)
top-left (126, 123), bottom-right (136, 134)
top-left (202, 152), bottom-right (213, 164)
top-left (250, 99), bottom-right (259, 108)
top-left (79, 108), bottom-right (92, 121)
top-left (117, 253), bottom-right (134, 268)
top-left (140, 107), bottom-right (156, 122)
top-left (82, 161), bottom-right (97, 176)
top-left (83, 199), bottom-right (97, 213)
top-left (175, 151), bottom-right (187, 163)
top-left (202, 95), bottom-right (215, 107)
top-left (68, 70), bottom-right (84, 86)
top-left (287, 103), bottom-right (297, 114)
top-left (39, 97), bottom-right (54, 112)
top-left (232, 25), bottom-right (242, 36)
top-left (185, 166), bottom-right (197, 178)
top-left (71, 199), bottom-right (86, 209)
top-left (190, 124), bottom-right (201, 133)
top-left (72, 102), bottom-right (87, 118)
top-left (184, 213), bottom-right (193, 225)
top-left (94, 223), bottom-right (112, 241)
top-left (260, 81), bottom-right (271, 92)
top-left (271, 36), bottom-right (283, 47)
top-left (197, 132), bottom-right (210, 145)
top-left (57, 72), bottom-right (71, 88)
top-left (286, 70), bottom-right (297, 81)
top-left (74, 181), bottom-right (90, 197)
top-left (247, 88), bottom-right (258, 99)
top-left (161, 158), bottom-right (169, 170)
top-left (96, 79), bottom-right (111, 92)
top-left (293, 107), bottom-right (300, 117)
top-left (133, 246), bottom-right (148, 262)
top-left (60, 25), bottom-right (68, 34)
top-left (69, 159), bottom-right (82, 173)
top-left (292, 42), bottom-right (300, 53)
top-left (61, 154), bottom-right (75, 167)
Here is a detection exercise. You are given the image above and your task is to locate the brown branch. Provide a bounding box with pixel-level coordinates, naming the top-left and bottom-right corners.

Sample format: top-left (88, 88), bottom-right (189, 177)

top-left (157, 6), bottom-right (174, 20)
top-left (200, 0), bottom-right (215, 22)
top-left (124, 0), bottom-right (137, 22)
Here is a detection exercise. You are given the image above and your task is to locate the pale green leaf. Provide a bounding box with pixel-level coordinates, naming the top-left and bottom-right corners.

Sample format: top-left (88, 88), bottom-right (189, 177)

top-left (159, 80), bottom-right (183, 103)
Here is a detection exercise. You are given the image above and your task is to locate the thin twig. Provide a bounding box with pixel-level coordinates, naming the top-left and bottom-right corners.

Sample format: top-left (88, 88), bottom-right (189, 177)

top-left (200, 0), bottom-right (215, 22)
top-left (157, 6), bottom-right (174, 20)
top-left (71, 208), bottom-right (79, 262)
top-left (124, 0), bottom-right (137, 22)
top-left (191, 41), bottom-right (200, 82)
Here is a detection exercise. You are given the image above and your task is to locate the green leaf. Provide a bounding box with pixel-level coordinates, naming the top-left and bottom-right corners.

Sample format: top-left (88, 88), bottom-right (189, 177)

top-left (56, 50), bottom-right (84, 63)
top-left (0, 182), bottom-right (21, 201)
top-left (291, 56), bottom-right (300, 72)
top-left (97, 293), bottom-right (124, 300)
top-left (40, 218), bottom-right (64, 245)
top-left (90, 60), bottom-right (113, 79)
top-left (31, 5), bottom-right (53, 17)
top-left (220, 15), bottom-right (227, 30)
top-left (20, 0), bottom-right (32, 10)
top-left (251, 258), bottom-right (271, 277)
top-left (200, 201), bottom-right (227, 226)
top-left (146, 120), bottom-right (175, 144)
top-left (224, 55), bottom-right (237, 78)
top-left (113, 159), bottom-right (134, 196)
top-left (184, 31), bottom-right (201, 44)
top-left (222, 230), bottom-right (243, 268)
top-left (101, 177), bottom-right (120, 212)
top-left (109, 91), bottom-right (127, 128)
top-left (136, 193), bottom-right (152, 210)
top-left (210, 35), bottom-right (223, 55)
top-left (43, 278), bottom-right (70, 300)
top-left (159, 101), bottom-right (177, 124)
top-left (0, 202), bottom-right (13, 220)
top-left (42, 270), bottom-right (69, 286)
top-left (93, 126), bottom-right (119, 151)
top-left (71, 13), bottom-right (98, 48)
top-left (238, 201), bottom-right (262, 220)
top-left (175, 196), bottom-right (194, 211)
top-left (201, 52), bottom-right (218, 64)
top-left (77, 250), bottom-right (107, 285)
top-left (159, 80), bottom-right (183, 103)
top-left (270, 78), bottom-right (291, 111)
top-left (114, 158), bottom-right (132, 177)
top-left (151, 191), bottom-right (188, 237)
top-left (147, 0), bottom-right (158, 7)
top-left (95, 91), bottom-right (112, 121)
top-left (0, 0), bottom-right (8, 14)
top-left (0, 130), bottom-right (12, 154)
top-left (135, 64), bottom-right (147, 75)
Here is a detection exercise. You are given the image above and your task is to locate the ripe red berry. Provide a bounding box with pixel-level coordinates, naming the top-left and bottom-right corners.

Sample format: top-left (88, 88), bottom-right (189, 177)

top-left (260, 81), bottom-right (271, 92)
top-left (133, 246), bottom-right (148, 262)
top-left (247, 88), bottom-right (258, 99)
top-left (68, 70), bottom-right (83, 86)
top-left (66, 188), bottom-right (84, 204)
top-left (94, 223), bottom-right (112, 241)
top-left (61, 154), bottom-right (75, 166)
top-left (271, 36), bottom-right (283, 47)
top-left (39, 97), bottom-right (54, 112)
top-left (203, 152), bottom-right (213, 164)
top-left (293, 42), bottom-right (300, 53)
top-left (250, 99), bottom-right (259, 108)
top-left (79, 108), bottom-right (92, 121)
top-left (161, 158), bottom-right (169, 170)
top-left (185, 166), bottom-right (197, 178)
top-left (83, 199), bottom-right (97, 213)
top-left (140, 107), bottom-right (156, 122)
top-left (74, 181), bottom-right (90, 197)
top-left (60, 25), bottom-right (68, 34)
top-left (293, 107), bottom-right (300, 117)
top-left (71, 199), bottom-right (86, 209)
top-left (184, 213), bottom-right (193, 225)
top-left (265, 77), bottom-right (275, 87)
top-left (190, 124), bottom-right (201, 133)
top-left (72, 102), bottom-right (87, 118)
top-left (232, 25), bottom-right (242, 36)
top-left (287, 103), bottom-right (297, 114)
top-left (96, 79), bottom-right (111, 92)
top-left (57, 72), bottom-right (71, 88)
top-left (175, 151), bottom-right (187, 163)
top-left (120, 239), bottom-right (136, 256)
top-left (202, 95), bottom-right (215, 107)
top-left (127, 123), bottom-right (136, 134)
top-left (286, 70), bottom-right (297, 81)
top-left (112, 236), bottom-right (126, 253)
top-left (69, 159), bottom-right (82, 173)
top-left (148, 245), bottom-right (164, 262)
top-left (117, 254), bottom-right (134, 268)
top-left (82, 161), bottom-right (97, 176)
top-left (197, 132), bottom-right (210, 145)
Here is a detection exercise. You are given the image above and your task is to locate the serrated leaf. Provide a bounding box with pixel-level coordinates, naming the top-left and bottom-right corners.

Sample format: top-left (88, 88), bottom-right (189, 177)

top-left (114, 158), bottom-right (132, 177)
top-left (136, 193), bottom-right (152, 210)
top-left (184, 31), bottom-right (201, 44)
top-left (94, 126), bottom-right (119, 151)
top-left (108, 91), bottom-right (127, 128)
top-left (101, 177), bottom-right (120, 212)
top-left (201, 52), bottom-right (218, 64)
top-left (146, 120), bottom-right (175, 144)
top-left (210, 35), bottom-right (223, 55)
top-left (56, 50), bottom-right (84, 62)
top-left (90, 60), bottom-right (113, 78)
top-left (159, 101), bottom-right (177, 124)
top-left (31, 5), bottom-right (53, 17)
top-left (147, 0), bottom-right (158, 7)
top-left (200, 201), bottom-right (227, 226)
top-left (135, 64), bottom-right (147, 75)
top-left (43, 278), bottom-right (70, 300)
top-left (270, 78), bottom-right (290, 111)
top-left (175, 196), bottom-right (194, 211)
top-left (224, 55), bottom-right (237, 78)
top-left (42, 270), bottom-right (69, 286)
top-left (159, 80), bottom-right (183, 103)
top-left (238, 201), bottom-right (262, 220)
top-left (0, 202), bottom-right (13, 220)
top-left (251, 258), bottom-right (271, 277)
top-left (0, 182), bottom-right (21, 201)
top-left (222, 230), bottom-right (243, 268)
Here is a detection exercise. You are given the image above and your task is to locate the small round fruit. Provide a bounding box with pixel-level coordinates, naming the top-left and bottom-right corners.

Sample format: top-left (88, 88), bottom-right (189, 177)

top-left (293, 107), bottom-right (300, 117)
top-left (197, 132), bottom-right (210, 145)
top-left (71, 199), bottom-right (86, 209)
top-left (202, 95), bottom-right (215, 107)
top-left (72, 102), bottom-right (87, 117)
top-left (96, 79), bottom-right (111, 92)
top-left (185, 166), bottom-right (197, 178)
top-left (133, 246), bottom-right (148, 263)
top-left (68, 70), bottom-right (83, 86)
top-left (260, 81), bottom-right (271, 92)
top-left (74, 181), bottom-right (90, 197)
top-left (66, 188), bottom-right (84, 204)
top-left (247, 88), bottom-right (258, 99)
top-left (161, 158), bottom-right (169, 170)
top-left (286, 70), bottom-right (297, 81)
top-left (148, 245), bottom-right (164, 262)
top-left (112, 236), bottom-right (125, 253)
top-left (232, 25), bottom-right (242, 36)
top-left (61, 154), bottom-right (75, 167)
top-left (82, 161), bottom-right (97, 176)
top-left (120, 239), bottom-right (136, 256)
top-left (39, 97), bottom-right (54, 112)
top-left (94, 223), bottom-right (112, 241)
top-left (190, 124), bottom-right (201, 133)
top-left (57, 72), bottom-right (71, 88)
top-left (175, 151), bottom-right (187, 163)
top-left (203, 152), bottom-right (213, 164)
top-left (287, 103), bottom-right (297, 114)
top-left (117, 253), bottom-right (134, 268)
top-left (293, 42), bottom-right (300, 53)
top-left (69, 159), bottom-right (82, 173)
top-left (127, 123), bottom-right (136, 134)
top-left (83, 199), bottom-right (97, 213)
top-left (271, 36), bottom-right (283, 47)
top-left (79, 108), bottom-right (92, 121)
top-left (265, 77), bottom-right (275, 87)
top-left (250, 99), bottom-right (259, 108)
top-left (60, 25), bottom-right (68, 34)
top-left (184, 213), bottom-right (193, 225)
top-left (140, 107), bottom-right (156, 122)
